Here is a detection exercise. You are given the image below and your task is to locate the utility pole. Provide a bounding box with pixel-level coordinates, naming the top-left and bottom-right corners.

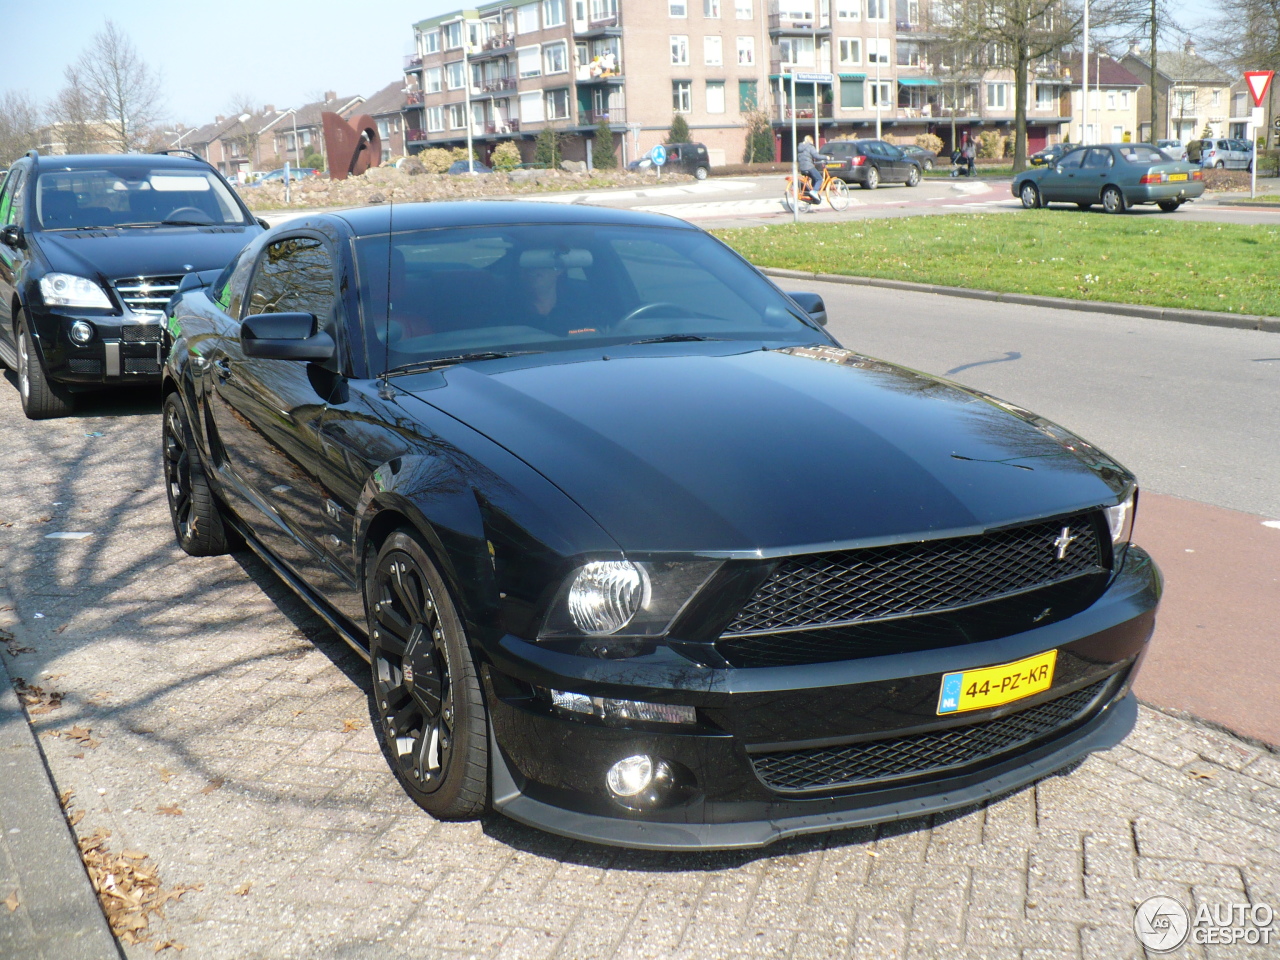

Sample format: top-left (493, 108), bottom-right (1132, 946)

top-left (1082, 0), bottom-right (1089, 144)
top-left (1149, 0), bottom-right (1158, 141)
top-left (875, 14), bottom-right (882, 139)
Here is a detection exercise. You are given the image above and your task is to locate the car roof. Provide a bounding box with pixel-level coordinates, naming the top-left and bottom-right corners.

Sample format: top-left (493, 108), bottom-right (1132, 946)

top-left (29, 153), bottom-right (214, 172)
top-left (331, 200), bottom-right (702, 235)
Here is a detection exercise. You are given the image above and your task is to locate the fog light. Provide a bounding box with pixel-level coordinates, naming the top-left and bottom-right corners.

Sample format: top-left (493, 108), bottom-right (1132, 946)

top-left (551, 689), bottom-right (696, 725)
top-left (606, 755), bottom-right (654, 798)
top-left (70, 321), bottom-right (94, 344)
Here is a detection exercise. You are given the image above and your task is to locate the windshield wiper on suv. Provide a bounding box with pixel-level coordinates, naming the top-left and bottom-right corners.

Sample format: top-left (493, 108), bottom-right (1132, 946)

top-left (112, 219), bottom-right (215, 228)
top-left (382, 350), bottom-right (542, 378)
top-left (630, 334), bottom-right (727, 344)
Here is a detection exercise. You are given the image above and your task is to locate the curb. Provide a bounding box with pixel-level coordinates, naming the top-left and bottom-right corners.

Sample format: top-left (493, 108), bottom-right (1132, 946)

top-left (758, 267), bottom-right (1280, 334)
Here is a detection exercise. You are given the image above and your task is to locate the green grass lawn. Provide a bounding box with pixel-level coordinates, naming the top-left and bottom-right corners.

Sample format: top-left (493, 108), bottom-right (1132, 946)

top-left (715, 211), bottom-right (1280, 317)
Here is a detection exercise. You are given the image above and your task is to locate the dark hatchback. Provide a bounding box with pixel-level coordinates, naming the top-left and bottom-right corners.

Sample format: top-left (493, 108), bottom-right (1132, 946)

top-left (823, 139), bottom-right (923, 189)
top-left (0, 150), bottom-right (262, 418)
top-left (162, 201), bottom-right (1159, 850)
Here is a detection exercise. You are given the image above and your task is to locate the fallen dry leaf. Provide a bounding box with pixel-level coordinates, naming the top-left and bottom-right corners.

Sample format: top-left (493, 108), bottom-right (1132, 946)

top-left (59, 789), bottom-right (75, 807)
top-left (76, 834), bottom-right (198, 946)
top-left (122, 850), bottom-right (148, 861)
top-left (3, 890), bottom-right (18, 912)
top-left (153, 940), bottom-right (186, 953)
top-left (232, 881), bottom-right (252, 896)
top-left (157, 768), bottom-right (176, 784)
top-left (66, 726), bottom-right (100, 749)
top-left (71, 752), bottom-right (85, 760)
top-left (341, 719), bottom-right (361, 732)
top-left (68, 810), bottom-right (86, 827)
top-left (1191, 771), bottom-right (1214, 780)
top-left (199, 778), bottom-right (225, 795)
top-left (156, 804), bottom-right (183, 817)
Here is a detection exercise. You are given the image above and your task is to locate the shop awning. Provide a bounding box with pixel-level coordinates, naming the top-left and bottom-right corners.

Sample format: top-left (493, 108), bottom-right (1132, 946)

top-left (897, 77), bottom-right (940, 86)
top-left (838, 73), bottom-right (866, 80)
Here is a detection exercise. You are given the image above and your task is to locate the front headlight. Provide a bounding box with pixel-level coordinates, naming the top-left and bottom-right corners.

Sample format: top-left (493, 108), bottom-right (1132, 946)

top-left (541, 560), bottom-right (722, 641)
top-left (39, 273), bottom-right (113, 310)
top-left (1103, 487), bottom-right (1137, 546)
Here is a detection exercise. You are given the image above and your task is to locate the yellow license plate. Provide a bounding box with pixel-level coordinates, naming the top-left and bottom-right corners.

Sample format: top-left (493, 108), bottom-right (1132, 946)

top-left (1168, 173), bottom-right (1188, 181)
top-left (936, 650), bottom-right (1057, 715)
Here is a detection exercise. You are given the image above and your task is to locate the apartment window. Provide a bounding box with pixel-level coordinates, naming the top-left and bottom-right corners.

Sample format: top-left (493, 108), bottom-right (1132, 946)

top-left (778, 0), bottom-right (813, 20)
top-left (518, 45), bottom-right (542, 78)
top-left (735, 0), bottom-right (752, 17)
top-left (866, 37), bottom-right (889, 64)
top-left (838, 38), bottom-right (861, 65)
top-left (1121, 90), bottom-right (1130, 109)
top-left (737, 36), bottom-right (755, 65)
top-left (705, 36), bottom-right (722, 65)
top-left (987, 82), bottom-right (1008, 109)
top-left (867, 0), bottom-right (888, 19)
top-left (673, 80), bottom-right (692, 113)
top-left (1106, 90), bottom-right (1116, 109)
top-left (896, 40), bottom-right (920, 67)
top-left (671, 35), bottom-right (690, 64)
top-left (869, 81), bottom-right (891, 106)
top-left (1211, 89), bottom-right (1221, 107)
top-left (779, 36), bottom-right (815, 66)
top-left (425, 67), bottom-right (443, 93)
top-left (836, 0), bottom-right (859, 19)
top-left (739, 79), bottom-right (758, 110)
top-left (1173, 89), bottom-right (1195, 114)
top-left (423, 30), bottom-right (440, 54)
top-left (543, 0), bottom-right (566, 26)
top-left (1035, 83), bottom-right (1054, 110)
top-left (670, 0), bottom-right (687, 16)
top-left (544, 41), bottom-right (568, 74)
top-left (705, 0), bottom-right (721, 15)
top-left (517, 4), bottom-right (540, 32)
top-left (707, 80), bottom-right (726, 112)
top-left (591, 0), bottom-right (618, 18)
top-left (446, 61), bottom-right (466, 89)
top-left (443, 21), bottom-right (464, 48)
top-left (448, 103), bottom-right (468, 128)
top-left (425, 106), bottom-right (444, 131)
top-left (377, 119), bottom-right (391, 140)
top-left (519, 91), bottom-right (545, 122)
top-left (545, 87), bottom-right (571, 119)
top-left (841, 78), bottom-right (864, 108)
top-left (896, 0), bottom-right (918, 23)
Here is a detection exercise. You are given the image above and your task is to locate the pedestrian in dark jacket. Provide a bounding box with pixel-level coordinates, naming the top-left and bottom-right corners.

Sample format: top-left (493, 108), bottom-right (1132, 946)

top-left (961, 134), bottom-right (976, 177)
top-left (797, 135), bottom-right (823, 203)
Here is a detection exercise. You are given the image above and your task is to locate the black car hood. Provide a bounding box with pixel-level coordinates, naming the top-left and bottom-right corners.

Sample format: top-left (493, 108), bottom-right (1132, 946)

top-left (404, 345), bottom-right (1129, 554)
top-left (36, 225), bottom-right (258, 282)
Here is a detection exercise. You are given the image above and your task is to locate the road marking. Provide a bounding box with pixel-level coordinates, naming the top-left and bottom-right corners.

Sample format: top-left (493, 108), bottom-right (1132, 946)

top-left (45, 532), bottom-right (91, 540)
top-left (1263, 520), bottom-right (1280, 529)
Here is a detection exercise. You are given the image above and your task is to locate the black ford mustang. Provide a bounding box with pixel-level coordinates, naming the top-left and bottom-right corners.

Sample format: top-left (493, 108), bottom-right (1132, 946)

top-left (161, 201), bottom-right (1159, 850)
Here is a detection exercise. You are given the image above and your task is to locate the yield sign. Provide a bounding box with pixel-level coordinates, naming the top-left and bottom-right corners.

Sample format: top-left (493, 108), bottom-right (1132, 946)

top-left (1245, 71), bottom-right (1274, 107)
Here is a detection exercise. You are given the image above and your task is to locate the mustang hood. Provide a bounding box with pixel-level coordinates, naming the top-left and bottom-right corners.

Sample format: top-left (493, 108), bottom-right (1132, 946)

top-left (37, 226), bottom-right (256, 283)
top-left (407, 346), bottom-right (1129, 553)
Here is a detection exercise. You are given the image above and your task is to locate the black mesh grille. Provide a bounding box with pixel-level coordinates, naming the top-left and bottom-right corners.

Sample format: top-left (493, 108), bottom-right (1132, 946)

top-left (122, 357), bottom-right (161, 374)
top-left (725, 513), bottom-right (1103, 636)
top-left (66, 358), bottom-right (102, 374)
top-left (750, 678), bottom-right (1110, 793)
top-left (121, 324), bottom-right (163, 343)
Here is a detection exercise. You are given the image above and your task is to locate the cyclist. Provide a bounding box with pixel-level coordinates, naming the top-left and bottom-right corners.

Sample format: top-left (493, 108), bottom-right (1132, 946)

top-left (797, 135), bottom-right (824, 204)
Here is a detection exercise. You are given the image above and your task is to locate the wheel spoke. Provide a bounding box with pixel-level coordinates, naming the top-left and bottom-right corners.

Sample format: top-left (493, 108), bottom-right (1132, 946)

top-left (373, 600), bottom-right (412, 650)
top-left (390, 560), bottom-right (425, 623)
top-left (384, 698), bottom-right (421, 739)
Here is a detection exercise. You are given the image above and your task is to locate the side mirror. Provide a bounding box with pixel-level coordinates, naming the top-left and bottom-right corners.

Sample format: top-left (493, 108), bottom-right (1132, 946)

top-left (256, 218), bottom-right (271, 230)
top-left (240, 312), bottom-right (335, 361)
top-left (786, 291), bottom-right (828, 327)
top-left (0, 224), bottom-right (24, 249)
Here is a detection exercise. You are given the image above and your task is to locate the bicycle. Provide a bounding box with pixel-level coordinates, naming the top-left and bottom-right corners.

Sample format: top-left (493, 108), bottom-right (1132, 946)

top-left (782, 163), bottom-right (850, 213)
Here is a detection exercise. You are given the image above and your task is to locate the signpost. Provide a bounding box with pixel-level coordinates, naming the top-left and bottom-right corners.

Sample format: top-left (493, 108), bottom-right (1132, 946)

top-left (1245, 71), bottom-right (1274, 199)
top-left (650, 143), bottom-right (667, 181)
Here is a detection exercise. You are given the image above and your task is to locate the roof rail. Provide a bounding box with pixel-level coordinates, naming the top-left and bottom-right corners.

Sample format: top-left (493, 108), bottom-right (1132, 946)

top-left (153, 148), bottom-right (203, 162)
top-left (25, 149), bottom-right (40, 160)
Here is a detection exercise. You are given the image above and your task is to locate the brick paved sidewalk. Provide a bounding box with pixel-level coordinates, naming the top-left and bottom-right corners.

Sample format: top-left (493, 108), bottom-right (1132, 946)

top-left (0, 381), bottom-right (1277, 960)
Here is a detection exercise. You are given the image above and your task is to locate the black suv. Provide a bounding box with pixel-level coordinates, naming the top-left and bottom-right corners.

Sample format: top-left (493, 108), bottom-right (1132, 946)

top-left (629, 142), bottom-right (712, 180)
top-left (0, 150), bottom-right (263, 418)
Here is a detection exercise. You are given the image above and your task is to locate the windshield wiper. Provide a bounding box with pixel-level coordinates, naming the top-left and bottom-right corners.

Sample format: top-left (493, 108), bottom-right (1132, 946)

top-left (45, 225), bottom-right (120, 232)
top-left (382, 350), bottom-right (541, 378)
top-left (630, 334), bottom-right (727, 344)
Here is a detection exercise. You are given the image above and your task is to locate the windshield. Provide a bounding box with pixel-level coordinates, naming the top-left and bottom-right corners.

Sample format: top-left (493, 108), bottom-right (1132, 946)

top-left (36, 166), bottom-right (248, 230)
top-left (355, 224), bottom-right (821, 374)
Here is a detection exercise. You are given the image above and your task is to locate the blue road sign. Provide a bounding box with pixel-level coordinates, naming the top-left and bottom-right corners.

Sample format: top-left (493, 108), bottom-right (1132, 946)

top-left (650, 144), bottom-right (668, 167)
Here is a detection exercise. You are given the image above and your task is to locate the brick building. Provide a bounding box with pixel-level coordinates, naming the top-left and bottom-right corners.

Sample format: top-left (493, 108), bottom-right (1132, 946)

top-left (1121, 41), bottom-right (1235, 143)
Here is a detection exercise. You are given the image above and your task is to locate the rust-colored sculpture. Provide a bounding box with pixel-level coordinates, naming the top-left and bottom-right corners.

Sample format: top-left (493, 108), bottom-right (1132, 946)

top-left (321, 112), bottom-right (382, 180)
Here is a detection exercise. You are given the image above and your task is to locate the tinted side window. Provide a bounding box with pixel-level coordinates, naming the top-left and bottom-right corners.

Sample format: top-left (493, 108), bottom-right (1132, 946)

top-left (215, 248), bottom-right (257, 318)
top-left (246, 237), bottom-right (336, 319)
top-left (1, 168), bottom-right (27, 226)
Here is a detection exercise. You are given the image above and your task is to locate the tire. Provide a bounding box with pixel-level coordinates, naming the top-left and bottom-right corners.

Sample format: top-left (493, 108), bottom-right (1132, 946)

top-left (1215, 160), bottom-right (1225, 169)
top-left (1157, 199), bottom-right (1181, 212)
top-left (923, 158), bottom-right (934, 170)
top-left (1019, 182), bottom-right (1041, 209)
top-left (693, 165), bottom-right (709, 181)
top-left (368, 530), bottom-right (487, 820)
top-left (782, 182), bottom-right (798, 213)
top-left (826, 178), bottom-right (850, 211)
top-left (906, 165), bottom-right (921, 187)
top-left (1101, 186), bottom-right (1127, 214)
top-left (16, 317), bottom-right (74, 420)
top-left (162, 393), bottom-right (236, 556)
top-left (862, 167), bottom-right (880, 190)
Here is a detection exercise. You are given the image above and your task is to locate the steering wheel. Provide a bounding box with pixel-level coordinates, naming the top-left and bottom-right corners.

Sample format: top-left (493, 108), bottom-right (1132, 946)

top-left (163, 206), bottom-right (213, 223)
top-left (612, 301), bottom-right (689, 333)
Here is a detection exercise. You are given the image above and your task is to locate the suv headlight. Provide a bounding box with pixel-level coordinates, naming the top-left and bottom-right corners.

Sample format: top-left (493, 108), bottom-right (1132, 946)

top-left (1103, 487), bottom-right (1136, 546)
top-left (39, 273), bottom-right (113, 310)
top-left (540, 560), bottom-right (721, 641)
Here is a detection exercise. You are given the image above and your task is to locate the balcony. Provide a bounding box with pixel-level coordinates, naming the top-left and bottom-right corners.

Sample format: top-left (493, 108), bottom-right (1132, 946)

top-left (575, 15), bottom-right (622, 38)
top-left (768, 3), bottom-right (830, 36)
top-left (406, 91), bottom-right (426, 106)
top-left (775, 103), bottom-right (833, 120)
top-left (405, 53), bottom-right (423, 70)
top-left (576, 64), bottom-right (624, 84)
top-left (769, 58), bottom-right (833, 76)
top-left (406, 127), bottom-right (427, 143)
top-left (471, 34), bottom-right (516, 60)
top-left (585, 107), bottom-right (626, 124)
top-left (484, 118), bottom-right (521, 135)
top-left (478, 76), bottom-right (518, 94)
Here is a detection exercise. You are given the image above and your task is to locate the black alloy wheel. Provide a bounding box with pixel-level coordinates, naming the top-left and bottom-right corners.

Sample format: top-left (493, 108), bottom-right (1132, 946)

top-left (862, 166), bottom-right (880, 190)
top-left (16, 317), bottom-right (74, 420)
top-left (1020, 182), bottom-right (1041, 209)
top-left (368, 530), bottom-right (487, 818)
top-left (162, 393), bottom-right (235, 556)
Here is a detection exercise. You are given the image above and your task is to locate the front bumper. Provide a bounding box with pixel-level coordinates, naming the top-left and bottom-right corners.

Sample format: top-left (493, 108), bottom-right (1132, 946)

top-left (484, 546), bottom-right (1160, 850)
top-left (28, 308), bottom-right (165, 386)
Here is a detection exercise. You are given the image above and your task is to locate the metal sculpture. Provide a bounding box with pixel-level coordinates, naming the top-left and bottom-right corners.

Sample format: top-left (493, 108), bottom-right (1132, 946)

top-left (321, 112), bottom-right (381, 180)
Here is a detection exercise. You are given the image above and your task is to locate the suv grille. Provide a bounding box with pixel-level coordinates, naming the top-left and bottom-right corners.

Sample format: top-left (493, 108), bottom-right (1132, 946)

top-left (724, 513), bottom-right (1103, 637)
top-left (749, 677), bottom-right (1111, 794)
top-left (121, 324), bottom-right (163, 343)
top-left (113, 276), bottom-right (182, 315)
top-left (123, 357), bottom-right (161, 374)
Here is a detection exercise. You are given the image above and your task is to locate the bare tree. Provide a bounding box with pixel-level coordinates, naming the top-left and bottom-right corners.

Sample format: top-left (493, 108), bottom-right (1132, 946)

top-left (46, 66), bottom-right (100, 155)
top-left (73, 20), bottom-right (163, 152)
top-left (221, 94), bottom-right (262, 167)
top-left (0, 90), bottom-right (41, 164)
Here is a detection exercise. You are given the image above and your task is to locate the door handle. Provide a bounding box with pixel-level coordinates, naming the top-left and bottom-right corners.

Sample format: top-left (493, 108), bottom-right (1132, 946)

top-left (213, 358), bottom-right (231, 380)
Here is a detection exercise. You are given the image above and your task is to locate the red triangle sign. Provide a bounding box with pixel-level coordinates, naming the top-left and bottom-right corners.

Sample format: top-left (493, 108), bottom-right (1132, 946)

top-left (1245, 71), bottom-right (1274, 107)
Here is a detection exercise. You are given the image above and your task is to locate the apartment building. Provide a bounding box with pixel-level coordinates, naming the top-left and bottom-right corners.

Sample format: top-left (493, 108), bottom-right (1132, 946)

top-left (1121, 42), bottom-right (1234, 143)
top-left (1060, 55), bottom-right (1143, 146)
top-left (400, 0), bottom-right (1073, 167)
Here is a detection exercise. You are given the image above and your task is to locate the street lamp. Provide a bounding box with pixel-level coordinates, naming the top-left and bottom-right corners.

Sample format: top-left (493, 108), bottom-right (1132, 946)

top-left (278, 107), bottom-right (301, 202)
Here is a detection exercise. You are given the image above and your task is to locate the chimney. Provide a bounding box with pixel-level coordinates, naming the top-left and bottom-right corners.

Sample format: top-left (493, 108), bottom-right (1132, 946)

top-left (325, 90), bottom-right (337, 101)
top-left (1184, 39), bottom-right (1195, 55)
top-left (264, 104), bottom-right (275, 114)
top-left (1128, 41), bottom-right (1140, 56)
top-left (215, 114), bottom-right (225, 122)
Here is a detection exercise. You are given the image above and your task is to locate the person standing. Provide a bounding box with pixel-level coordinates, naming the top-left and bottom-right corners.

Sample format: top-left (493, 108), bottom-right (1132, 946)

top-left (961, 133), bottom-right (976, 177)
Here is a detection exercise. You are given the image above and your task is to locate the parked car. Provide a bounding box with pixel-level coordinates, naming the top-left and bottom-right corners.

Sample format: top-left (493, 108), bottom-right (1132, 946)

top-left (161, 200), bottom-right (1156, 850)
top-left (1029, 143), bottom-right (1078, 167)
top-left (823, 139), bottom-right (924, 189)
top-left (899, 143), bottom-right (938, 170)
top-left (0, 150), bottom-right (263, 419)
top-left (1155, 139), bottom-right (1188, 161)
top-left (253, 167), bottom-right (319, 185)
top-left (447, 160), bottom-right (493, 174)
top-left (1188, 138), bottom-right (1253, 170)
top-left (1012, 143), bottom-right (1205, 214)
top-left (627, 142), bottom-right (712, 179)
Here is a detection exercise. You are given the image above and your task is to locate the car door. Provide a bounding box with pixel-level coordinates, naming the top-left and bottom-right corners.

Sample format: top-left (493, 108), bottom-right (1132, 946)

top-left (881, 142), bottom-right (910, 181)
top-left (204, 233), bottom-right (347, 583)
top-left (0, 165), bottom-right (30, 353)
top-left (1039, 148), bottom-right (1085, 202)
top-left (1077, 147), bottom-right (1117, 203)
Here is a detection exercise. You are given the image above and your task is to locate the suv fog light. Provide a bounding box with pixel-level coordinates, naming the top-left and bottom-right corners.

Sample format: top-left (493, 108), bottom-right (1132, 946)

top-left (551, 690), bottom-right (696, 725)
top-left (70, 321), bottom-right (94, 344)
top-left (607, 755), bottom-right (655, 797)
